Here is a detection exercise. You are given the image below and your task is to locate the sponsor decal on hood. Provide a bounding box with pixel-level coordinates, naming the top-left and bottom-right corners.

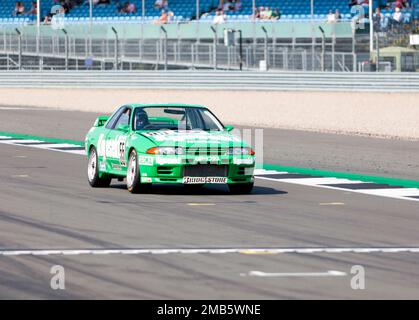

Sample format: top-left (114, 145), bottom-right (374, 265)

top-left (140, 130), bottom-right (242, 144)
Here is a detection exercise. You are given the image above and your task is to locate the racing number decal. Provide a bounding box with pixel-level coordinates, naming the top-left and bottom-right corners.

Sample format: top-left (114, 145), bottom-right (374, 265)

top-left (119, 141), bottom-right (126, 167)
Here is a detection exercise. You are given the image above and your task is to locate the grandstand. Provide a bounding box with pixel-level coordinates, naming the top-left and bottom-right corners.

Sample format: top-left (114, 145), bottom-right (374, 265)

top-left (0, 1), bottom-right (417, 72)
top-left (0, 0), bottom-right (417, 23)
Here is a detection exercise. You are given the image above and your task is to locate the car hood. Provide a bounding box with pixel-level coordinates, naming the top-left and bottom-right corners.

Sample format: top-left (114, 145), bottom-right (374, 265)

top-left (137, 130), bottom-right (246, 147)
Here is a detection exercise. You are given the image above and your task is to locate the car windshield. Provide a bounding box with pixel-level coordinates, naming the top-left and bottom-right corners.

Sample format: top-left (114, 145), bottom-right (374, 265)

top-left (133, 107), bottom-right (224, 131)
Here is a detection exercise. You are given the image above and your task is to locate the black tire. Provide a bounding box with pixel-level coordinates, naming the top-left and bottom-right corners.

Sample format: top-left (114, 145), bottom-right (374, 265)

top-left (87, 146), bottom-right (111, 188)
top-left (228, 182), bottom-right (254, 194)
top-left (126, 149), bottom-right (147, 194)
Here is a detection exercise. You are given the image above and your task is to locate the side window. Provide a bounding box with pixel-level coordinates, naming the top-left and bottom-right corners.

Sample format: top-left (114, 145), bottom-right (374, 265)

top-left (105, 106), bottom-right (126, 129)
top-left (113, 108), bottom-right (131, 130)
top-left (199, 109), bottom-right (223, 131)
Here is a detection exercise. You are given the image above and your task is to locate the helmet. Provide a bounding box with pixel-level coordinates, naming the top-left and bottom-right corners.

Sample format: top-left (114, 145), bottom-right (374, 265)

top-left (135, 109), bottom-right (149, 129)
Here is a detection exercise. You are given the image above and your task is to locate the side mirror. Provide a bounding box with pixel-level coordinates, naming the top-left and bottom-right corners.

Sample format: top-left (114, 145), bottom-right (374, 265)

top-left (117, 124), bottom-right (130, 132)
top-left (224, 125), bottom-right (234, 132)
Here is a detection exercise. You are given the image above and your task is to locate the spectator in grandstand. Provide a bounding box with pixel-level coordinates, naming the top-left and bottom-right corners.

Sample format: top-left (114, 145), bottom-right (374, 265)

top-left (43, 15), bottom-right (51, 24)
top-left (212, 9), bottom-right (226, 24)
top-left (327, 10), bottom-right (337, 23)
top-left (335, 9), bottom-right (342, 21)
top-left (259, 6), bottom-right (266, 19)
top-left (252, 7), bottom-right (260, 19)
top-left (26, 1), bottom-right (38, 15)
top-left (154, 0), bottom-right (168, 9)
top-left (97, 0), bottom-right (110, 6)
top-left (60, 0), bottom-right (70, 14)
top-left (223, 1), bottom-right (232, 12)
top-left (126, 1), bottom-right (136, 13)
top-left (115, 0), bottom-right (124, 12)
top-left (271, 8), bottom-right (281, 20)
top-left (263, 7), bottom-right (272, 19)
top-left (374, 7), bottom-right (389, 31)
top-left (393, 0), bottom-right (408, 9)
top-left (154, 9), bottom-right (168, 24)
top-left (167, 10), bottom-right (174, 22)
top-left (392, 6), bottom-right (404, 23)
top-left (13, 2), bottom-right (25, 16)
top-left (234, 0), bottom-right (242, 12)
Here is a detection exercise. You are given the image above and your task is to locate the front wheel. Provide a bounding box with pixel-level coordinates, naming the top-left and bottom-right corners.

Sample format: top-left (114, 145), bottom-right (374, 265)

top-left (87, 146), bottom-right (111, 188)
top-left (228, 182), bottom-right (254, 194)
top-left (126, 149), bottom-right (147, 193)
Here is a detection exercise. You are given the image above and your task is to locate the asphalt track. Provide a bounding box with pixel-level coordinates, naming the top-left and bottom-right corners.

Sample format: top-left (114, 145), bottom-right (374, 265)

top-left (1, 106), bottom-right (419, 299)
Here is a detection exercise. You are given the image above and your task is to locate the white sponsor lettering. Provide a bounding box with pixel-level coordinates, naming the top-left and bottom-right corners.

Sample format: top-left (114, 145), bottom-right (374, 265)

top-left (142, 131), bottom-right (240, 143)
top-left (183, 177), bottom-right (228, 184)
top-left (138, 156), bottom-right (154, 166)
top-left (233, 158), bottom-right (255, 165)
top-left (156, 157), bottom-right (182, 165)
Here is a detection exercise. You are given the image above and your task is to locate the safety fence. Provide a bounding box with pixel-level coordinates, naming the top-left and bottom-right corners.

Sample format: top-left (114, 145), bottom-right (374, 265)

top-left (0, 71), bottom-right (418, 92)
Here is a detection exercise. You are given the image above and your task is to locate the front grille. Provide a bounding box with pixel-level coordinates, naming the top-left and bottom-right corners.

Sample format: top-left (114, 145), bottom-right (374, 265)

top-left (186, 147), bottom-right (228, 156)
top-left (183, 165), bottom-right (228, 177)
top-left (237, 167), bottom-right (245, 175)
top-left (157, 166), bottom-right (174, 175)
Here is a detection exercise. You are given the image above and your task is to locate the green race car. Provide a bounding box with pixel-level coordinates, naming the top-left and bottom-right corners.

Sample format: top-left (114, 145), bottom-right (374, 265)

top-left (85, 104), bottom-right (255, 194)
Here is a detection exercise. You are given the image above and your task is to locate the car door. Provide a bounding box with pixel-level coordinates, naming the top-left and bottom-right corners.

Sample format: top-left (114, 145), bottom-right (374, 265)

top-left (105, 106), bottom-right (132, 175)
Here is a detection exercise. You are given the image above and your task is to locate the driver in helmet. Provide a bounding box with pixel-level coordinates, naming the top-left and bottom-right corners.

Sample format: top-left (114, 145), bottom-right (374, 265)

top-left (135, 109), bottom-right (150, 130)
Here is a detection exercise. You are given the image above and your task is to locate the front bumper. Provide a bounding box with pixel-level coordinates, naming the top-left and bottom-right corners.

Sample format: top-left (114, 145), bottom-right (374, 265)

top-left (138, 154), bottom-right (255, 184)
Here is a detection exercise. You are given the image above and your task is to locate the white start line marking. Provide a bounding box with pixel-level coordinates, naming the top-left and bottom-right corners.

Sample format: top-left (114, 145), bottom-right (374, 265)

top-left (1, 247), bottom-right (419, 257)
top-left (1, 136), bottom-right (419, 202)
top-left (241, 270), bottom-right (348, 277)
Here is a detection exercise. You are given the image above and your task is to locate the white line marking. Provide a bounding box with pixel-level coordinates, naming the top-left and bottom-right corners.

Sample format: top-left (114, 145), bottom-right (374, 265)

top-left (256, 174), bottom-right (419, 203)
top-left (357, 188), bottom-right (419, 197)
top-left (244, 270), bottom-right (347, 277)
top-left (0, 139), bottom-right (85, 156)
top-left (253, 169), bottom-right (288, 175)
top-left (31, 143), bottom-right (82, 149)
top-left (1, 247), bottom-right (419, 257)
top-left (2, 138), bottom-right (418, 202)
top-left (279, 177), bottom-right (365, 185)
top-left (0, 107), bottom-right (49, 110)
top-left (0, 139), bottom-right (44, 144)
top-left (319, 202), bottom-right (345, 206)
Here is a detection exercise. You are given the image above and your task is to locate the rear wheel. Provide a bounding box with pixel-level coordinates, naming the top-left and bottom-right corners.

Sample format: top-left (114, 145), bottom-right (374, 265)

top-left (127, 149), bottom-right (147, 193)
top-left (228, 182), bottom-right (254, 194)
top-left (87, 146), bottom-right (111, 188)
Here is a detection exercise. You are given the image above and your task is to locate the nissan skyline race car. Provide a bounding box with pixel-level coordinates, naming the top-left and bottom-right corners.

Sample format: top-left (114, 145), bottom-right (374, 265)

top-left (85, 104), bottom-right (255, 194)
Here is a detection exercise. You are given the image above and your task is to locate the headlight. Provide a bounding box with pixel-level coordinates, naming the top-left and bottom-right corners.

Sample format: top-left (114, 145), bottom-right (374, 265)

top-left (228, 147), bottom-right (255, 155)
top-left (146, 146), bottom-right (185, 155)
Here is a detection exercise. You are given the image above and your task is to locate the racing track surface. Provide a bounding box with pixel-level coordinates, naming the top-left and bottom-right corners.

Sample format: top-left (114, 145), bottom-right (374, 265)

top-left (1, 106), bottom-right (419, 299)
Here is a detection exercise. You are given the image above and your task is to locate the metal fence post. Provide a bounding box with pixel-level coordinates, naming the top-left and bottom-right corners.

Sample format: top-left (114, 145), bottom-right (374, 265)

top-left (160, 26), bottom-right (168, 71)
top-left (15, 28), bottom-right (22, 70)
top-left (62, 29), bottom-right (69, 70)
top-left (319, 26), bottom-right (325, 72)
top-left (210, 26), bottom-right (217, 70)
top-left (111, 27), bottom-right (119, 70)
top-left (262, 26), bottom-right (268, 70)
top-left (238, 30), bottom-right (243, 71)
